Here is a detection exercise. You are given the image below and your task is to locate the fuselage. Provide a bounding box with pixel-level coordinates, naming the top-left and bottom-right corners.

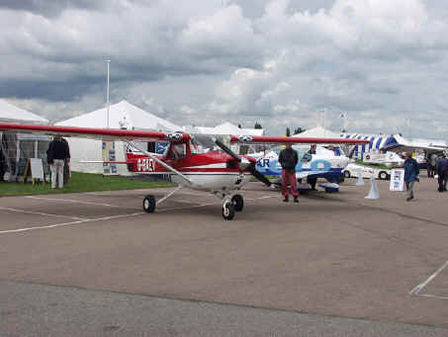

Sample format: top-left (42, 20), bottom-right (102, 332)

top-left (125, 150), bottom-right (252, 191)
top-left (253, 146), bottom-right (349, 183)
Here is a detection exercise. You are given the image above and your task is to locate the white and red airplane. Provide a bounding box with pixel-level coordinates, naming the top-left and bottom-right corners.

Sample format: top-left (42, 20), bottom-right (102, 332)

top-left (0, 122), bottom-right (368, 220)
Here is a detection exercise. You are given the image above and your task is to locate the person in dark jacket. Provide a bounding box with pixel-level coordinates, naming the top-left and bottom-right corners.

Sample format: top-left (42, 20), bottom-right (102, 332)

top-left (305, 144), bottom-right (317, 190)
top-left (61, 138), bottom-right (71, 187)
top-left (426, 153), bottom-right (437, 177)
top-left (47, 136), bottom-right (70, 189)
top-left (403, 152), bottom-right (419, 201)
top-left (0, 132), bottom-right (8, 181)
top-left (278, 143), bottom-right (299, 202)
top-left (435, 154), bottom-right (448, 192)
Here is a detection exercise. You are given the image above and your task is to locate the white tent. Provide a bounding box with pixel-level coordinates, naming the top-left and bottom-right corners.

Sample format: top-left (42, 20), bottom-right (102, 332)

top-left (57, 100), bottom-right (179, 131)
top-left (56, 100), bottom-right (181, 174)
top-left (0, 100), bottom-right (49, 181)
top-left (195, 122), bottom-right (264, 136)
top-left (293, 126), bottom-right (339, 138)
top-left (0, 99), bottom-right (48, 123)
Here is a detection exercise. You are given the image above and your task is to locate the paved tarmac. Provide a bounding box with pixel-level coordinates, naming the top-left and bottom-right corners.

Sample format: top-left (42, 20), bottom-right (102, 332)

top-left (1, 176), bottom-right (447, 336)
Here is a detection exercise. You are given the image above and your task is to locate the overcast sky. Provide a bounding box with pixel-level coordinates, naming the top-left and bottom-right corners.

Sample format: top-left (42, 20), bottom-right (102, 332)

top-left (1, 0), bottom-right (448, 138)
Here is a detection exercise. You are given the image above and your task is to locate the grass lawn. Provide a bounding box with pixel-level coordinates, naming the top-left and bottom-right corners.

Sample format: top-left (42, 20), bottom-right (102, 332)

top-left (0, 172), bottom-right (171, 197)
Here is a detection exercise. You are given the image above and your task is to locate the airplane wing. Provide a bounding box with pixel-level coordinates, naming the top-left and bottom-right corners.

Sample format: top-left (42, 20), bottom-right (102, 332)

top-left (0, 121), bottom-right (195, 186)
top-left (229, 135), bottom-right (370, 145)
top-left (0, 122), bottom-right (369, 145)
top-left (0, 122), bottom-right (189, 143)
top-left (381, 134), bottom-right (447, 154)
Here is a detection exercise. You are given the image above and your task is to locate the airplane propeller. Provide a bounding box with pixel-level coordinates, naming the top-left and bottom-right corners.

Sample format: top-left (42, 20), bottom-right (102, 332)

top-left (247, 162), bottom-right (272, 187)
top-left (214, 139), bottom-right (271, 187)
top-left (215, 139), bottom-right (240, 162)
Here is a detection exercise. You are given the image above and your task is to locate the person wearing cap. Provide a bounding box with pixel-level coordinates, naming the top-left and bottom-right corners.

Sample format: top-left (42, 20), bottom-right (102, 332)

top-left (403, 152), bottom-right (419, 201)
top-left (278, 143), bottom-right (299, 203)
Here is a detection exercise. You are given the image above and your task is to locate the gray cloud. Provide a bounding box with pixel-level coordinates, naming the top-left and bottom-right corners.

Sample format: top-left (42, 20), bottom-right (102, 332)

top-left (1, 0), bottom-right (448, 138)
top-left (0, 0), bottom-right (112, 17)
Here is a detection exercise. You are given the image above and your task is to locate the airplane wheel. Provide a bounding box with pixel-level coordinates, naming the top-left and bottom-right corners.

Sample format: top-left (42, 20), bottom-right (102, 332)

top-left (232, 194), bottom-right (244, 212)
top-left (222, 201), bottom-right (235, 220)
top-left (143, 195), bottom-right (156, 213)
top-left (378, 171), bottom-right (389, 180)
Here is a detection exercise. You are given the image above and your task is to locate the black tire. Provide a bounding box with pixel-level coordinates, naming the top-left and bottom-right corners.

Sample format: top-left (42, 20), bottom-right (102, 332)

top-left (343, 170), bottom-right (351, 178)
top-left (222, 201), bottom-right (235, 220)
top-left (143, 195), bottom-right (156, 213)
top-left (232, 194), bottom-right (244, 212)
top-left (378, 171), bottom-right (388, 180)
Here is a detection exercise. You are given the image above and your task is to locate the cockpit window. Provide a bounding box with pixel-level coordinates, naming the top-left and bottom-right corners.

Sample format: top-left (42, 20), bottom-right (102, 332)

top-left (171, 143), bottom-right (186, 158)
top-left (190, 139), bottom-right (200, 154)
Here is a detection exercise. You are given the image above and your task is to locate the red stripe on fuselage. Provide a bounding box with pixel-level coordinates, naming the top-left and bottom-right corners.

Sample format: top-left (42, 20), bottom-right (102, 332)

top-left (126, 151), bottom-right (246, 174)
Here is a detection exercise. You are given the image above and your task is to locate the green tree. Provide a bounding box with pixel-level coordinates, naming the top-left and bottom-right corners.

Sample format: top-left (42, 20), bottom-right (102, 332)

top-left (293, 127), bottom-right (305, 134)
top-left (254, 122), bottom-right (262, 129)
top-left (286, 127), bottom-right (291, 137)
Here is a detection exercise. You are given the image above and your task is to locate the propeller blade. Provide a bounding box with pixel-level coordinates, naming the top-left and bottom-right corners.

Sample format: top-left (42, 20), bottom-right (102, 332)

top-left (248, 162), bottom-right (272, 187)
top-left (215, 139), bottom-right (240, 162)
top-left (215, 138), bottom-right (271, 186)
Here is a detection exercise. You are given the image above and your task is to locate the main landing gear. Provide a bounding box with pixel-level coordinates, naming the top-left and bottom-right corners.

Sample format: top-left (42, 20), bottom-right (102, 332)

top-left (143, 195), bottom-right (156, 213)
top-left (142, 186), bottom-right (183, 214)
top-left (141, 188), bottom-right (245, 221)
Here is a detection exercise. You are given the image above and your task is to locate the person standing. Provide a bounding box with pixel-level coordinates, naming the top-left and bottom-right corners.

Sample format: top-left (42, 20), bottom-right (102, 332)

top-left (278, 143), bottom-right (299, 203)
top-left (61, 138), bottom-right (71, 187)
top-left (0, 132), bottom-right (8, 182)
top-left (47, 136), bottom-right (70, 189)
top-left (306, 144), bottom-right (317, 190)
top-left (435, 154), bottom-right (448, 192)
top-left (403, 152), bottom-right (419, 201)
top-left (427, 153), bottom-right (437, 177)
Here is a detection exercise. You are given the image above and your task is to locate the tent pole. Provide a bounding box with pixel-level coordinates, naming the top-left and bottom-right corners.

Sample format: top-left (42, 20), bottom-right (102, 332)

top-left (106, 59), bottom-right (111, 129)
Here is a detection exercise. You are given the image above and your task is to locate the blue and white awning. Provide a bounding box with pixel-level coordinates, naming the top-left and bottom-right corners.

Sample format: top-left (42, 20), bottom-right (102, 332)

top-left (339, 133), bottom-right (398, 154)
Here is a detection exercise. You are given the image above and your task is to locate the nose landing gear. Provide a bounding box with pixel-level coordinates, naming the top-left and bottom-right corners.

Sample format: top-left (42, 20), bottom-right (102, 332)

top-left (231, 194), bottom-right (244, 212)
top-left (222, 200), bottom-right (235, 220)
top-left (221, 193), bottom-right (244, 220)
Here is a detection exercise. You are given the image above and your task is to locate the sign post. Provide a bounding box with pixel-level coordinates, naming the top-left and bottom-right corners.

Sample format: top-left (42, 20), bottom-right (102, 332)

top-left (389, 168), bottom-right (405, 191)
top-left (23, 158), bottom-right (45, 184)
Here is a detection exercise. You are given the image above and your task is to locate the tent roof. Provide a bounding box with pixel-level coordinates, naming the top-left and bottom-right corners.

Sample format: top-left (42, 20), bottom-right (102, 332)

top-left (56, 100), bottom-right (180, 132)
top-left (293, 126), bottom-right (339, 138)
top-left (0, 99), bottom-right (48, 123)
top-left (196, 122), bottom-right (264, 136)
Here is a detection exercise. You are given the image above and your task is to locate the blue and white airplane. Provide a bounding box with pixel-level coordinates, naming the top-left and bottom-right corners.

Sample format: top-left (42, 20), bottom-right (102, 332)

top-left (253, 145), bottom-right (350, 188)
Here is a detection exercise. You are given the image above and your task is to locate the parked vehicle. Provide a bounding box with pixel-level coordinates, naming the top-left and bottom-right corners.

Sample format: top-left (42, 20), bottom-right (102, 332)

top-left (343, 163), bottom-right (391, 180)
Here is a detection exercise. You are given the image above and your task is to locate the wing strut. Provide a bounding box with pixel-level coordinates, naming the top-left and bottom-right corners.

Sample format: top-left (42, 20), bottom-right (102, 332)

top-left (126, 141), bottom-right (193, 187)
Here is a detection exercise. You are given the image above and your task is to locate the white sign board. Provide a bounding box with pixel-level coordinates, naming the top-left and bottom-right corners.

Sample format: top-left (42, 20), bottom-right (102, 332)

top-left (389, 168), bottom-right (405, 191)
top-left (30, 158), bottom-right (44, 180)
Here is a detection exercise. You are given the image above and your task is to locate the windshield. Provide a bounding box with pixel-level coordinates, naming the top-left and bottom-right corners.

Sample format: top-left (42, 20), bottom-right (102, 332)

top-left (190, 134), bottom-right (235, 153)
